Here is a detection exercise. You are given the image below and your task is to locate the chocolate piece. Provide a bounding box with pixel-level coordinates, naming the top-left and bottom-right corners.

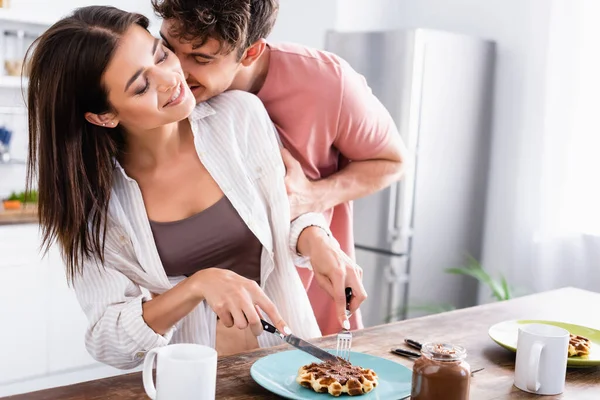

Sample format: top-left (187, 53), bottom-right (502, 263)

top-left (296, 357), bottom-right (378, 397)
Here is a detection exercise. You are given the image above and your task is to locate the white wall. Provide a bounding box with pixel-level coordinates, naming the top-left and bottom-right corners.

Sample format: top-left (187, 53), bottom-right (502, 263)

top-left (335, 0), bottom-right (403, 31)
top-left (269, 0), bottom-right (337, 48)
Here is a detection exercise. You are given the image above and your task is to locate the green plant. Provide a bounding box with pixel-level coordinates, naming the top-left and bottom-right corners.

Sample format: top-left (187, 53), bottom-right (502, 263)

top-left (385, 256), bottom-right (514, 322)
top-left (3, 190), bottom-right (38, 203)
top-left (19, 189), bottom-right (38, 203)
top-left (445, 255), bottom-right (512, 301)
top-left (6, 191), bottom-right (19, 201)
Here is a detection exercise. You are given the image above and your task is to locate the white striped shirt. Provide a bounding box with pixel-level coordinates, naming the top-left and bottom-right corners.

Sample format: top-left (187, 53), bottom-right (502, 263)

top-left (72, 91), bottom-right (326, 369)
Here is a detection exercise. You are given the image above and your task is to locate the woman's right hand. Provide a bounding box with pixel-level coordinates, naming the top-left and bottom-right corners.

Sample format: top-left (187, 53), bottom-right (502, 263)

top-left (192, 268), bottom-right (291, 337)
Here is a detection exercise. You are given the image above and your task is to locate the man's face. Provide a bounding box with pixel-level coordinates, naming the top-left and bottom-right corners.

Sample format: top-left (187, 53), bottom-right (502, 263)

top-left (160, 19), bottom-right (243, 103)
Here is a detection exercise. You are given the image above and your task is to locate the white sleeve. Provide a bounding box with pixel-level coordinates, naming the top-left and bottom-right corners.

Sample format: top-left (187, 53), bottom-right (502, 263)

top-left (73, 249), bottom-right (174, 370)
top-left (289, 212), bottom-right (332, 269)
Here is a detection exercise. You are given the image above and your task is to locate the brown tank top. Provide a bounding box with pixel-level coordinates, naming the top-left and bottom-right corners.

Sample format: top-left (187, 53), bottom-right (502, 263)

top-left (149, 196), bottom-right (262, 284)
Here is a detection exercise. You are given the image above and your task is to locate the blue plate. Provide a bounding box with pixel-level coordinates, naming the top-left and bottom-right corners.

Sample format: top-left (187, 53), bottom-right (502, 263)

top-left (250, 350), bottom-right (412, 399)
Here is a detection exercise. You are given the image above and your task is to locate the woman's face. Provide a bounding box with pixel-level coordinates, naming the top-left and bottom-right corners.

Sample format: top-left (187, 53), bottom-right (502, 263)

top-left (101, 25), bottom-right (196, 131)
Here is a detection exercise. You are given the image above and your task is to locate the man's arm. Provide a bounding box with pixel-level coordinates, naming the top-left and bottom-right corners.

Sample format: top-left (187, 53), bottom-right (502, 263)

top-left (283, 133), bottom-right (408, 217)
top-left (283, 61), bottom-right (410, 219)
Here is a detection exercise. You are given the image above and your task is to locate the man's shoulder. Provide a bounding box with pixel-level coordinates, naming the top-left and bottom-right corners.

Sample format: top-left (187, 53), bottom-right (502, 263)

top-left (269, 42), bottom-right (347, 74)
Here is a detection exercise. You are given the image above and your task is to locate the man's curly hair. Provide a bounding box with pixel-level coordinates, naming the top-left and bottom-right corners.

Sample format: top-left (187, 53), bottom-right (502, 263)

top-left (152, 0), bottom-right (279, 59)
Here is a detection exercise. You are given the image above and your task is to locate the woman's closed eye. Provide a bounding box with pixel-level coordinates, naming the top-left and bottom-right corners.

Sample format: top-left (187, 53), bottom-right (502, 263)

top-left (134, 48), bottom-right (170, 96)
top-left (158, 47), bottom-right (169, 63)
top-left (135, 78), bottom-right (150, 95)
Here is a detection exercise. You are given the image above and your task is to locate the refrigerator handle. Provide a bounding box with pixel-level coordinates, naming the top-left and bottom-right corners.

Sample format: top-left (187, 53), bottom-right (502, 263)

top-left (386, 182), bottom-right (400, 242)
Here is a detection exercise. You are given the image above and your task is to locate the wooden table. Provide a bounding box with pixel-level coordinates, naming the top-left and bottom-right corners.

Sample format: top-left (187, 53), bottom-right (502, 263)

top-left (3, 287), bottom-right (599, 399)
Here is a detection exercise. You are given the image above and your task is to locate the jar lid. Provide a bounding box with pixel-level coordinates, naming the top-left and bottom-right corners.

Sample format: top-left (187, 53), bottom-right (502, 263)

top-left (421, 343), bottom-right (467, 361)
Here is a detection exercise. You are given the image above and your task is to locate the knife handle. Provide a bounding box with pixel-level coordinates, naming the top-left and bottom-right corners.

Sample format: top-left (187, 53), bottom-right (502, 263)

top-left (404, 338), bottom-right (423, 351)
top-left (260, 319), bottom-right (279, 334)
top-left (391, 348), bottom-right (422, 359)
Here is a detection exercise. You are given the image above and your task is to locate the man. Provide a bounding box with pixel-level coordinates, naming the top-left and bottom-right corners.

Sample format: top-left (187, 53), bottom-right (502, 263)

top-left (152, 0), bottom-right (408, 335)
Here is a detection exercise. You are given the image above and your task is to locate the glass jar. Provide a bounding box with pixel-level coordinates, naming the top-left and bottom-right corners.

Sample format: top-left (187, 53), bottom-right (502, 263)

top-left (411, 343), bottom-right (471, 400)
top-left (3, 30), bottom-right (25, 76)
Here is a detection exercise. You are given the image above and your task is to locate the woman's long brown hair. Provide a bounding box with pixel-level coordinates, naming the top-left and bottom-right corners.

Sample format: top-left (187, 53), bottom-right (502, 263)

top-left (26, 6), bottom-right (149, 284)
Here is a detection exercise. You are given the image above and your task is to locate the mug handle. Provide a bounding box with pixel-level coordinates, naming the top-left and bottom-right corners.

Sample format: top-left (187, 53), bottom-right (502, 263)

top-left (142, 348), bottom-right (161, 400)
top-left (526, 341), bottom-right (544, 392)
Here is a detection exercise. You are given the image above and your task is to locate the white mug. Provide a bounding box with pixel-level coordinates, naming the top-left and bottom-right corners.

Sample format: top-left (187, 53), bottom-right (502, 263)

top-left (514, 323), bottom-right (569, 395)
top-left (143, 343), bottom-right (218, 400)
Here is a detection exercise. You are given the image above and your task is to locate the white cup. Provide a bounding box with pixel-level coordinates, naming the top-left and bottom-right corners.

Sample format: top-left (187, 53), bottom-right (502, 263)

top-left (142, 343), bottom-right (217, 400)
top-left (514, 323), bottom-right (569, 395)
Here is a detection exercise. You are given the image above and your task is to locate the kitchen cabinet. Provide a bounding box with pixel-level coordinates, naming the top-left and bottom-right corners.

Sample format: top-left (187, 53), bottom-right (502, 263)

top-left (44, 245), bottom-right (99, 374)
top-left (0, 259), bottom-right (48, 384)
top-left (0, 225), bottom-right (133, 397)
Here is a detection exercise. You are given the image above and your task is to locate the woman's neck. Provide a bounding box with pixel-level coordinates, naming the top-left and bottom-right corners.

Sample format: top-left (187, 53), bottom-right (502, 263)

top-left (121, 119), bottom-right (193, 174)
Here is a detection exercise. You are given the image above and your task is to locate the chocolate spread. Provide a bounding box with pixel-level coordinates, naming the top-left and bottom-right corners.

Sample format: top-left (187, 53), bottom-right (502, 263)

top-left (411, 343), bottom-right (471, 400)
top-left (302, 358), bottom-right (368, 386)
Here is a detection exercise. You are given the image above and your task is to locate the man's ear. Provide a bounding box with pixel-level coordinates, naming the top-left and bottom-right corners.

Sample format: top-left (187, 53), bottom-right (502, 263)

top-left (84, 112), bottom-right (119, 128)
top-left (240, 39), bottom-right (267, 67)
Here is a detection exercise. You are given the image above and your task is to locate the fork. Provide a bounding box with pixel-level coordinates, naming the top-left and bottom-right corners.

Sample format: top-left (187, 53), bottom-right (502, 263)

top-left (336, 287), bottom-right (353, 361)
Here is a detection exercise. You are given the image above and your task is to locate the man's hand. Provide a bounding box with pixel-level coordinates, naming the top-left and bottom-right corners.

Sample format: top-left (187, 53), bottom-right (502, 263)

top-left (281, 148), bottom-right (322, 220)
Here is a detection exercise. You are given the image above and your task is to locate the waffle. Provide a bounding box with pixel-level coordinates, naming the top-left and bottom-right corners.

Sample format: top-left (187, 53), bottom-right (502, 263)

top-left (296, 357), bottom-right (378, 397)
top-left (568, 334), bottom-right (591, 357)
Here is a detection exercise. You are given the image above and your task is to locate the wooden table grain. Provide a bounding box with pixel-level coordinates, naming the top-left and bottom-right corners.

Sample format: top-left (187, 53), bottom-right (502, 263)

top-left (3, 287), bottom-right (599, 399)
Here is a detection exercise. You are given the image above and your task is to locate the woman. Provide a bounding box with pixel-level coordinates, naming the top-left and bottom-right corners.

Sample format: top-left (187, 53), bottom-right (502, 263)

top-left (26, 6), bottom-right (364, 369)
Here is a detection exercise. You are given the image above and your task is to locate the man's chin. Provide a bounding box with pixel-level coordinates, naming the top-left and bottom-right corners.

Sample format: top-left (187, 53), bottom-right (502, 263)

top-left (189, 86), bottom-right (206, 104)
top-left (193, 92), bottom-right (213, 104)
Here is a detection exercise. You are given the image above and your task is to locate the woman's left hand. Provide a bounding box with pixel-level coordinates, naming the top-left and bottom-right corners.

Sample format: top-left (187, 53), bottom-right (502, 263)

top-left (297, 227), bottom-right (367, 329)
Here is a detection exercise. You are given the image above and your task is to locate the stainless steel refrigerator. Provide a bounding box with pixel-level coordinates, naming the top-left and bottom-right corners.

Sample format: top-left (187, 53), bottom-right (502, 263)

top-left (325, 29), bottom-right (495, 327)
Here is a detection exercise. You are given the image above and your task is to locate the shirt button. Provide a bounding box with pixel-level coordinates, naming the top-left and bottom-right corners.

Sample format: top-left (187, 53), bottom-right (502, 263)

top-left (134, 351), bottom-right (146, 360)
top-left (119, 235), bottom-right (128, 243)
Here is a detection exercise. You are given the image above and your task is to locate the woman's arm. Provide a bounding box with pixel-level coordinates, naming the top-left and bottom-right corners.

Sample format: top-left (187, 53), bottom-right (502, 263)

top-left (144, 268), bottom-right (289, 337)
top-left (75, 250), bottom-right (288, 369)
top-left (141, 274), bottom-right (204, 335)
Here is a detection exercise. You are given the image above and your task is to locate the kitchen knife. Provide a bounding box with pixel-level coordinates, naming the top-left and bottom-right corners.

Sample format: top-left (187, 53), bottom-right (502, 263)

top-left (261, 319), bottom-right (340, 363)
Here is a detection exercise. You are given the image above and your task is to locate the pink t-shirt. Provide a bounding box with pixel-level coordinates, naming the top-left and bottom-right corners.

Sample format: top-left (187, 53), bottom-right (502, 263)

top-left (257, 43), bottom-right (398, 335)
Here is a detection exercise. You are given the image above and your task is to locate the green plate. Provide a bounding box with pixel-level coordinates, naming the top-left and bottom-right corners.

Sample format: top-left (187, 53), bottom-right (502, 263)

top-left (488, 320), bottom-right (600, 367)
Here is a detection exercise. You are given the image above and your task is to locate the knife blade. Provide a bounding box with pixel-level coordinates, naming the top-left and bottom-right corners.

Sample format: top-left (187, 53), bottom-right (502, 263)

top-left (261, 319), bottom-right (340, 363)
